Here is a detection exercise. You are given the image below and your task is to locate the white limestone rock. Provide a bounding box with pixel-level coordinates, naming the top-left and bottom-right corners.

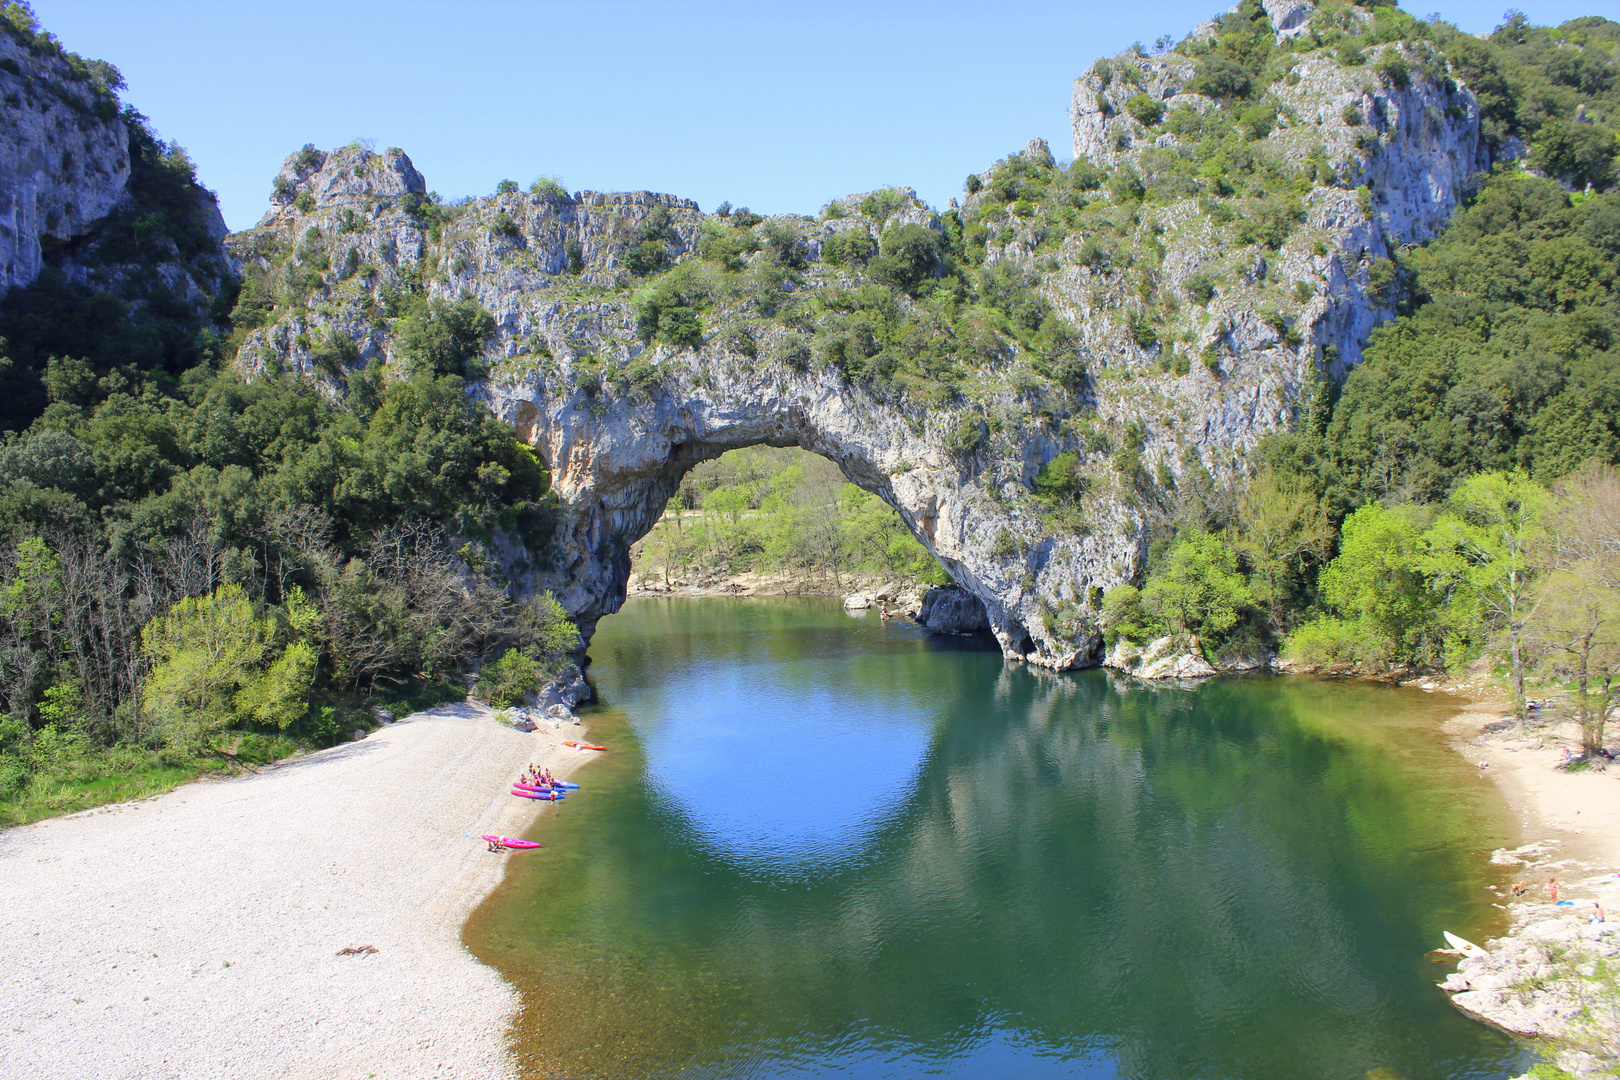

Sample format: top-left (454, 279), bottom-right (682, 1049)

top-left (0, 32), bottom-right (129, 291)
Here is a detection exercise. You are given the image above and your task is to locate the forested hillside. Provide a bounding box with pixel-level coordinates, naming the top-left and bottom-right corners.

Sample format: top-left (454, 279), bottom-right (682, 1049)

top-left (1107, 13), bottom-right (1620, 737)
top-left (0, 0), bottom-right (1617, 824)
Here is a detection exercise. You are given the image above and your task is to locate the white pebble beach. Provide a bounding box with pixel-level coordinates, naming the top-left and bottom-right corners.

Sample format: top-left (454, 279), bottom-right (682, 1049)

top-left (0, 702), bottom-right (593, 1080)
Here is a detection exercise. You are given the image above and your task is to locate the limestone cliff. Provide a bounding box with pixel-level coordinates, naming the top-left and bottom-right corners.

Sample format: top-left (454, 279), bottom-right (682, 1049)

top-left (0, 18), bottom-right (230, 308)
top-left (227, 1), bottom-right (1500, 671)
top-left (0, 28), bottom-right (127, 291)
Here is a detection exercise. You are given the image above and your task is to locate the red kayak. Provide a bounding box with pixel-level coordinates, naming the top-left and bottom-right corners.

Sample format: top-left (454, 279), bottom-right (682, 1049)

top-left (512, 787), bottom-right (560, 800)
top-left (482, 835), bottom-right (542, 849)
top-left (564, 741), bottom-right (607, 751)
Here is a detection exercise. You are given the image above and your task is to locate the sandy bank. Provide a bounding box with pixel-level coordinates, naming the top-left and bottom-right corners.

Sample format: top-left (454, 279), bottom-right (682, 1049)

top-left (1440, 695), bottom-right (1620, 1078)
top-left (0, 702), bottom-right (593, 1080)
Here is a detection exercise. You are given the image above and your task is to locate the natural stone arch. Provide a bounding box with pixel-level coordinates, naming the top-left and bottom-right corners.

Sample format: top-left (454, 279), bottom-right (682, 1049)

top-left (487, 353), bottom-right (1135, 670)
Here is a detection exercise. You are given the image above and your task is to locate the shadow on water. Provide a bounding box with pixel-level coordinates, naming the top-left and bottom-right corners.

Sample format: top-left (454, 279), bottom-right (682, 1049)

top-left (466, 597), bottom-right (1527, 1080)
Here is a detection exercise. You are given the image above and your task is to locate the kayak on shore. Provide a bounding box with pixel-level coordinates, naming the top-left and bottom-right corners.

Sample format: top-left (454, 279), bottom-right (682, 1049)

top-left (565, 741), bottom-right (607, 751)
top-left (483, 835), bottom-right (542, 849)
top-left (512, 788), bottom-right (562, 801)
top-left (514, 780), bottom-right (566, 795)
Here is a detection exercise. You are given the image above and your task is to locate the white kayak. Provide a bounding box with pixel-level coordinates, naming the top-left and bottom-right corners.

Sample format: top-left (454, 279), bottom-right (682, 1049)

top-left (1443, 931), bottom-right (1488, 959)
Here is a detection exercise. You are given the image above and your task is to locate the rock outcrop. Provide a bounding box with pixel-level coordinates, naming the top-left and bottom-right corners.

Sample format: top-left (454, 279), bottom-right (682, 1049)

top-left (1439, 854), bottom-right (1620, 1080)
top-left (0, 30), bottom-right (128, 291)
top-left (1103, 635), bottom-right (1219, 680)
top-left (0, 24), bottom-right (229, 303)
top-left (227, 2), bottom-right (1500, 672)
top-left (916, 587), bottom-right (991, 635)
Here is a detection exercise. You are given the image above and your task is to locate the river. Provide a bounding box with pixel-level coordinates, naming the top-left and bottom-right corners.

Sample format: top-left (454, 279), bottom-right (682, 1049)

top-left (466, 597), bottom-right (1527, 1080)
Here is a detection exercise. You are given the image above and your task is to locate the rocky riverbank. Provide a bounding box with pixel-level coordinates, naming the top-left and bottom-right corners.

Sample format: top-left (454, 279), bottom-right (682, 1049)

top-left (1438, 696), bottom-right (1620, 1079)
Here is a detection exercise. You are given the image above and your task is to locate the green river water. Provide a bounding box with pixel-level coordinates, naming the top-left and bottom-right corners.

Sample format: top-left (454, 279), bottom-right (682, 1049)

top-left (466, 597), bottom-right (1527, 1080)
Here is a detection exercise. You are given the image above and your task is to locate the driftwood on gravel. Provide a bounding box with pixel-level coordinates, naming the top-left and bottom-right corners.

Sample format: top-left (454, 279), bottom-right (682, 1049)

top-left (336, 945), bottom-right (378, 957)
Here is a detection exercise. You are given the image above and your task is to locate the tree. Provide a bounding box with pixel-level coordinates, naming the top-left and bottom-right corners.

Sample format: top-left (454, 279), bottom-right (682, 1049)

top-left (1535, 461), bottom-right (1620, 752)
top-left (395, 297), bottom-right (496, 377)
top-left (508, 591), bottom-right (581, 675)
top-left (1141, 532), bottom-right (1253, 651)
top-left (1423, 471), bottom-right (1549, 717)
top-left (1229, 468), bottom-right (1333, 631)
top-left (140, 584), bottom-right (317, 751)
top-left (1532, 565), bottom-right (1620, 754)
top-left (1529, 120), bottom-right (1617, 192)
top-left (869, 224), bottom-right (944, 297)
top-left (1312, 503), bottom-right (1436, 668)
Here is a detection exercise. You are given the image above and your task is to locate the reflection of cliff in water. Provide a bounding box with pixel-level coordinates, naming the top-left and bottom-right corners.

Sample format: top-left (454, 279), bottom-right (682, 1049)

top-left (480, 598), bottom-right (1521, 1080)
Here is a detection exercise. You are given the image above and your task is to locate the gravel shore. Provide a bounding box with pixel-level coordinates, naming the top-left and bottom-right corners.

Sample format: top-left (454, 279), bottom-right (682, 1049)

top-left (0, 702), bottom-right (591, 1080)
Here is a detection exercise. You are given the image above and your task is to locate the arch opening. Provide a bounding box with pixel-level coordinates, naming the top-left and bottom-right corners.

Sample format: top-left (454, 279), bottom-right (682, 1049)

top-left (626, 445), bottom-right (953, 601)
top-left (493, 366), bottom-right (1114, 672)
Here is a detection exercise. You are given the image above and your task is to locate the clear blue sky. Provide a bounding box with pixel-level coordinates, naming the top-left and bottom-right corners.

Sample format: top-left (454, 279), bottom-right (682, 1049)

top-left (29, 1), bottom-right (1607, 231)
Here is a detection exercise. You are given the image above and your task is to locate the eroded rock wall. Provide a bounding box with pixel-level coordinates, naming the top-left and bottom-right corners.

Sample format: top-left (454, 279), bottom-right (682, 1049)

top-left (0, 31), bottom-right (130, 291)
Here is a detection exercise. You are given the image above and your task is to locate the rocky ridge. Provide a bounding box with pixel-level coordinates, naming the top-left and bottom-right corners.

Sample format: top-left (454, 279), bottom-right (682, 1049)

top-left (227, 1), bottom-right (1501, 672)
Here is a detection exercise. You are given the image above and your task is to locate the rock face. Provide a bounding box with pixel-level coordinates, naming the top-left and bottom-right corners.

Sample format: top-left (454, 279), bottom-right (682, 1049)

top-left (228, 3), bottom-right (1499, 672)
top-left (0, 24), bottom-right (230, 306)
top-left (0, 30), bottom-right (130, 291)
top-left (916, 587), bottom-right (991, 635)
top-left (1103, 635), bottom-right (1218, 680)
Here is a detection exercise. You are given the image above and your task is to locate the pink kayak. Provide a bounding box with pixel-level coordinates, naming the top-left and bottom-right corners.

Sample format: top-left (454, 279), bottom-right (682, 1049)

top-left (513, 780), bottom-right (560, 792)
top-left (512, 787), bottom-right (560, 800)
top-left (482, 835), bottom-right (542, 849)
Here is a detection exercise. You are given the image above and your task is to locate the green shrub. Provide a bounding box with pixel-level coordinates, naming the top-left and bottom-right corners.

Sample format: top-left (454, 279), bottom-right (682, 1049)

top-left (869, 223), bottom-right (945, 297)
top-left (1186, 272), bottom-right (1216, 304)
top-left (1528, 120), bottom-right (1618, 192)
top-left (490, 210), bottom-right (520, 239)
top-left (1126, 93), bottom-right (1165, 126)
top-left (1375, 54), bottom-right (1410, 90)
top-left (294, 191), bottom-right (315, 214)
top-left (396, 297), bottom-right (497, 377)
top-left (1283, 617), bottom-right (1363, 668)
top-left (635, 285), bottom-right (704, 348)
top-left (1367, 256), bottom-right (1397, 300)
top-left (1189, 57), bottom-right (1252, 99)
top-left (1129, 311), bottom-right (1159, 348)
top-left (1101, 584), bottom-right (1165, 648)
top-left (529, 175), bottom-right (568, 199)
top-left (823, 228), bottom-right (877, 268)
top-left (945, 415), bottom-right (985, 456)
top-left (1034, 451), bottom-right (1084, 501)
top-left (476, 650), bottom-right (539, 708)
top-left (496, 179), bottom-right (519, 194)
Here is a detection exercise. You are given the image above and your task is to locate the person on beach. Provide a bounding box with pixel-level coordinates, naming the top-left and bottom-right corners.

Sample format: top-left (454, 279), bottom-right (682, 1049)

top-left (487, 837), bottom-right (506, 852)
top-left (1549, 877), bottom-right (1560, 902)
top-left (1591, 903), bottom-right (1606, 924)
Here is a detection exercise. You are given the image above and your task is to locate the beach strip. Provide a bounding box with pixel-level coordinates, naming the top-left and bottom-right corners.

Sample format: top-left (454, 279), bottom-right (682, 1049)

top-left (0, 702), bottom-right (591, 1080)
